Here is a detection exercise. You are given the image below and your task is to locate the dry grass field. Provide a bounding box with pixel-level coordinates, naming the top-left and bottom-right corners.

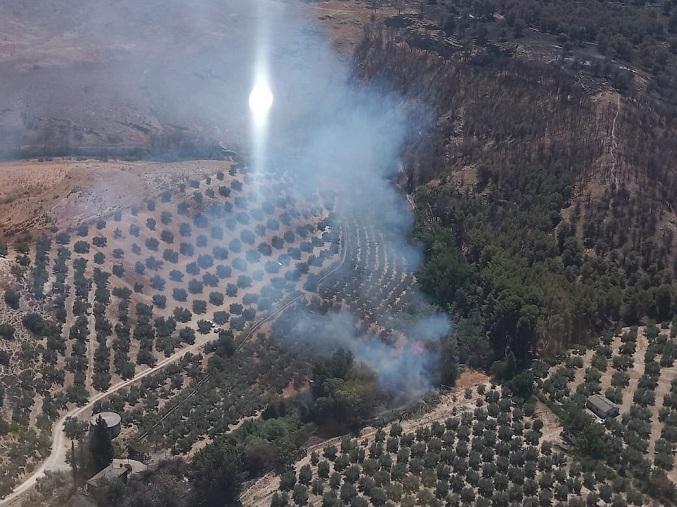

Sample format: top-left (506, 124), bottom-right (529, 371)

top-left (0, 159), bottom-right (231, 238)
top-left (306, 0), bottom-right (397, 57)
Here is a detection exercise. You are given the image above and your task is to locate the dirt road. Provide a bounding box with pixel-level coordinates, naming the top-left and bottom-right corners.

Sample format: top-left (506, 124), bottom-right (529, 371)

top-left (0, 328), bottom-right (221, 505)
top-left (1, 223), bottom-right (349, 505)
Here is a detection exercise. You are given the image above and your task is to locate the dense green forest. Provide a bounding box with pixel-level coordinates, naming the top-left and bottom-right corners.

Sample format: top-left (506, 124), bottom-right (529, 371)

top-left (355, 0), bottom-right (677, 374)
top-left (425, 0), bottom-right (677, 100)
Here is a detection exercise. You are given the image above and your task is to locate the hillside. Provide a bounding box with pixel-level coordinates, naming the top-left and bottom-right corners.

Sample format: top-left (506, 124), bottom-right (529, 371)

top-left (0, 159), bottom-right (229, 239)
top-left (0, 0), bottom-right (676, 505)
top-left (344, 0), bottom-right (677, 368)
top-left (243, 380), bottom-right (662, 507)
top-left (242, 319), bottom-right (677, 506)
top-left (0, 158), bottom-right (340, 497)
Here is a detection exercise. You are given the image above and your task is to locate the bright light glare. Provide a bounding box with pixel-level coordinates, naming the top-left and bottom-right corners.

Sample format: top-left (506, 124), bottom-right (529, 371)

top-left (249, 82), bottom-right (274, 121)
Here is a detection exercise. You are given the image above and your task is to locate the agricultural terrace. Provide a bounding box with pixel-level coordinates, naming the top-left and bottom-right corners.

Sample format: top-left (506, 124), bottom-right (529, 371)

top-left (538, 321), bottom-right (677, 501)
top-left (0, 162), bottom-right (338, 496)
top-left (245, 382), bottom-right (649, 507)
top-left (317, 211), bottom-right (421, 340)
top-left (92, 302), bottom-right (324, 457)
top-left (92, 205), bottom-right (430, 460)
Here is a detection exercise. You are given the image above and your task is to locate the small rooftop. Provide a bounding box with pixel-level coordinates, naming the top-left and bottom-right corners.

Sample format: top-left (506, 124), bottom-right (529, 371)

top-left (586, 394), bottom-right (619, 419)
top-left (90, 411), bottom-right (121, 428)
top-left (86, 459), bottom-right (146, 489)
top-left (587, 394), bottom-right (617, 412)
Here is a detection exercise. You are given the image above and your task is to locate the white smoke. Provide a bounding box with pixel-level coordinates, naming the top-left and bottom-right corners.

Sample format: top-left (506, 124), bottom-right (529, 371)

top-left (2, 0), bottom-right (453, 392)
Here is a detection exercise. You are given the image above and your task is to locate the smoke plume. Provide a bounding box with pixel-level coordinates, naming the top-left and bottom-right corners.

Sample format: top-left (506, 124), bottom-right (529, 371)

top-left (1, 0), bottom-right (452, 393)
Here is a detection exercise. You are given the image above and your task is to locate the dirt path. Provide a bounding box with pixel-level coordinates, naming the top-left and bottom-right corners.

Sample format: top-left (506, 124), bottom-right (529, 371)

top-left (84, 267), bottom-right (96, 392)
top-left (59, 253), bottom-right (78, 394)
top-left (621, 329), bottom-right (647, 414)
top-left (571, 349), bottom-right (594, 393)
top-left (648, 362), bottom-right (676, 456)
top-left (609, 93), bottom-right (621, 188)
top-left (40, 241), bottom-right (57, 298)
top-left (534, 399), bottom-right (564, 447)
top-left (600, 334), bottom-right (622, 394)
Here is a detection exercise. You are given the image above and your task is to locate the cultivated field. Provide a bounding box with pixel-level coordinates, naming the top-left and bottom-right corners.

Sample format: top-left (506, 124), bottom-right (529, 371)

top-left (540, 322), bottom-right (677, 496)
top-left (242, 379), bottom-right (653, 507)
top-left (0, 159), bottom-right (339, 497)
top-left (0, 149), bottom-right (430, 503)
top-left (236, 321), bottom-right (677, 507)
top-left (90, 199), bottom-right (430, 464)
top-left (318, 211), bottom-right (420, 339)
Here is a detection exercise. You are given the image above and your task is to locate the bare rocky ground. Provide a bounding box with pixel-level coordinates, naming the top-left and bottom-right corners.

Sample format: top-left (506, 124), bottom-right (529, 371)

top-left (0, 0), bottom-right (389, 161)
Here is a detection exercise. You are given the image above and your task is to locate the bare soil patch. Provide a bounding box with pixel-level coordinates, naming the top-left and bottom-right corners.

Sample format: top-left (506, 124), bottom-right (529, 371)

top-left (455, 368), bottom-right (489, 389)
top-left (0, 159), bottom-right (229, 238)
top-left (307, 0), bottom-right (396, 57)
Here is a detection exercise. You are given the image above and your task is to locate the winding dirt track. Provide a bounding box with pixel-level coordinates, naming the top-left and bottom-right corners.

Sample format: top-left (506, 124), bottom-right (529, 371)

top-left (0, 334), bottom-right (213, 505)
top-left (609, 93), bottom-right (622, 188)
top-left (0, 223), bottom-right (348, 505)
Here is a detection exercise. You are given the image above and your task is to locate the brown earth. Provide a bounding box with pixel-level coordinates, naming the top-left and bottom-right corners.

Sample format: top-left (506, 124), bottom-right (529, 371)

top-left (454, 368), bottom-right (490, 389)
top-left (0, 159), bottom-right (230, 239)
top-left (305, 0), bottom-right (397, 57)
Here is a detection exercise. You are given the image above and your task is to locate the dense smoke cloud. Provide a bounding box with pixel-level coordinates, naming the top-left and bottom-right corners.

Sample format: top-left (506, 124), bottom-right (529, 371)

top-left (1, 0), bottom-right (451, 391)
top-left (246, 1), bottom-right (450, 394)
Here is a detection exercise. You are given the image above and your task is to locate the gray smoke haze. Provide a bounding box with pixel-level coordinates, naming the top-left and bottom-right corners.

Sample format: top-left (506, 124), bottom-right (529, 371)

top-left (242, 1), bottom-right (451, 395)
top-left (0, 0), bottom-right (451, 392)
top-left (276, 309), bottom-right (450, 396)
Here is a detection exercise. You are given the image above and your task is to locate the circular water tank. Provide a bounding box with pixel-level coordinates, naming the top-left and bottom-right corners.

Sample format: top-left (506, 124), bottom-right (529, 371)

top-left (90, 411), bottom-right (122, 438)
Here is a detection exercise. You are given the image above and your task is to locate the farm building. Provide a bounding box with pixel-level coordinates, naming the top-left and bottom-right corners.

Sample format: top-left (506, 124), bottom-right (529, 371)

top-left (85, 459), bottom-right (145, 493)
top-left (586, 394), bottom-right (620, 420)
top-left (90, 411), bottom-right (122, 438)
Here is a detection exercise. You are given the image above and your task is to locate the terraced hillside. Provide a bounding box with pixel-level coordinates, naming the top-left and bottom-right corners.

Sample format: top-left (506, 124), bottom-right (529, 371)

top-left (0, 158), bottom-right (432, 504)
top-left (102, 199), bottom-right (429, 456)
top-left (0, 161), bottom-right (338, 497)
top-left (318, 211), bottom-right (421, 338)
top-left (539, 321), bottom-right (677, 500)
top-left (245, 381), bottom-right (652, 507)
